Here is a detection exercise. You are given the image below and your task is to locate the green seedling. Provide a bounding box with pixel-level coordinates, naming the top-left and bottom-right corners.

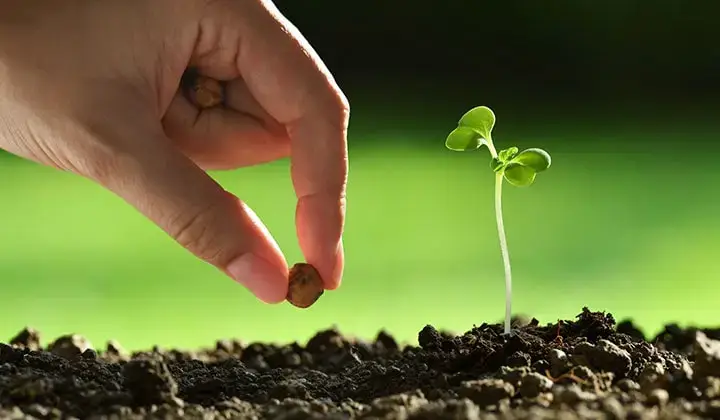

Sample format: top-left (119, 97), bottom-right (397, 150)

top-left (445, 106), bottom-right (551, 335)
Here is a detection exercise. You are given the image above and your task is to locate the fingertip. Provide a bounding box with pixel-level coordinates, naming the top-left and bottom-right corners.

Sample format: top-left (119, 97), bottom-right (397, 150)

top-left (296, 194), bottom-right (346, 292)
top-left (304, 238), bottom-right (343, 292)
top-left (226, 253), bottom-right (289, 304)
top-left (320, 239), bottom-right (344, 291)
top-left (223, 193), bottom-right (290, 303)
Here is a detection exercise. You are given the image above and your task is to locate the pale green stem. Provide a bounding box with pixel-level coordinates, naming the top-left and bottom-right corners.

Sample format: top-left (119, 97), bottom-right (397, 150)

top-left (486, 141), bottom-right (498, 159)
top-left (494, 171), bottom-right (512, 334)
top-left (486, 139), bottom-right (512, 335)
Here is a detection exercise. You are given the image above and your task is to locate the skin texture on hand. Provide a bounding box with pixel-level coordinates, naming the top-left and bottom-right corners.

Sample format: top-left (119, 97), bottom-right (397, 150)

top-left (0, 0), bottom-right (349, 304)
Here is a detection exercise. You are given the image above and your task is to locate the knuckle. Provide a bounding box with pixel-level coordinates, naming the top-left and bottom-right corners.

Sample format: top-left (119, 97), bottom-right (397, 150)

top-left (169, 202), bottom-right (229, 266)
top-left (65, 115), bottom-right (147, 187)
top-left (335, 90), bottom-right (351, 117)
top-left (74, 142), bottom-right (130, 185)
top-left (325, 87), bottom-right (351, 126)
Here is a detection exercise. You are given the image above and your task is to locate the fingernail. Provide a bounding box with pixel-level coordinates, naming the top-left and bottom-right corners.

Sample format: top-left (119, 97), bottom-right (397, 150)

top-left (226, 253), bottom-right (288, 303)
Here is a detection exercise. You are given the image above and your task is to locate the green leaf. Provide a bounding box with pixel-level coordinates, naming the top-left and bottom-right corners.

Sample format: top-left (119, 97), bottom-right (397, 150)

top-left (498, 147), bottom-right (519, 163)
top-left (445, 126), bottom-right (485, 151)
top-left (503, 163), bottom-right (537, 187)
top-left (458, 106), bottom-right (495, 141)
top-left (511, 148), bottom-right (552, 172)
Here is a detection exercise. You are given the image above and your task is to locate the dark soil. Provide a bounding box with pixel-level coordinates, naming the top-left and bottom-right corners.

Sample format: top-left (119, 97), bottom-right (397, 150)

top-left (2, 307), bottom-right (719, 419)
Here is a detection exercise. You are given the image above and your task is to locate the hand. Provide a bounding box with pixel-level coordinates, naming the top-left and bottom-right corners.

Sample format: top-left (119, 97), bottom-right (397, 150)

top-left (0, 0), bottom-right (349, 304)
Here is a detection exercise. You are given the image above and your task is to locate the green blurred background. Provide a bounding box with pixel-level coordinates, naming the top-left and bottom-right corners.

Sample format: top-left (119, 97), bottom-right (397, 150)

top-left (2, 1), bottom-right (719, 351)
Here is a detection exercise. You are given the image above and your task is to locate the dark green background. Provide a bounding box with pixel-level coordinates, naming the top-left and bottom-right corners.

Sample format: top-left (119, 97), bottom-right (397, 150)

top-left (1, 1), bottom-right (718, 350)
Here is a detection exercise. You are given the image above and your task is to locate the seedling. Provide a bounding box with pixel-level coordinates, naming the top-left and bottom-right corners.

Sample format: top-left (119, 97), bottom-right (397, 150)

top-left (445, 106), bottom-right (551, 334)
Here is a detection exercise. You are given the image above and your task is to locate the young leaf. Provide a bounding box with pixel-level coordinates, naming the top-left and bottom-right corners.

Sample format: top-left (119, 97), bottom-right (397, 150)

top-left (503, 163), bottom-right (536, 187)
top-left (445, 126), bottom-right (485, 151)
top-left (511, 148), bottom-right (552, 172)
top-left (498, 147), bottom-right (519, 163)
top-left (458, 106), bottom-right (495, 141)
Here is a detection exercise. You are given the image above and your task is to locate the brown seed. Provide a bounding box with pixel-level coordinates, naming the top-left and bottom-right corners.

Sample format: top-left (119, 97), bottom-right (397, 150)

top-left (286, 263), bottom-right (325, 308)
top-left (188, 75), bottom-right (224, 108)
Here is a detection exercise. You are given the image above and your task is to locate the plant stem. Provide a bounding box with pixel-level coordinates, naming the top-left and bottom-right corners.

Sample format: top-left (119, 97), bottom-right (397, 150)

top-left (486, 140), bottom-right (512, 334)
top-left (486, 142), bottom-right (498, 159)
top-left (494, 171), bottom-right (512, 334)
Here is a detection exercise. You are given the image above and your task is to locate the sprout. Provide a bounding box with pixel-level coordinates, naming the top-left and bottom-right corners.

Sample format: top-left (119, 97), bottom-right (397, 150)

top-left (445, 106), bottom-right (551, 334)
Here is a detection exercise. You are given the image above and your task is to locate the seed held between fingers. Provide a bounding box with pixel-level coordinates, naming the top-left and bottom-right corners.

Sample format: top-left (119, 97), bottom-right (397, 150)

top-left (286, 263), bottom-right (325, 308)
top-left (182, 70), bottom-right (225, 109)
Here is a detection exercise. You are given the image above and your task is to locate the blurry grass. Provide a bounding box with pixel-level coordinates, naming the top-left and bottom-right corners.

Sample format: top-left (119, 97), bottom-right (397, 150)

top-left (1, 117), bottom-right (719, 351)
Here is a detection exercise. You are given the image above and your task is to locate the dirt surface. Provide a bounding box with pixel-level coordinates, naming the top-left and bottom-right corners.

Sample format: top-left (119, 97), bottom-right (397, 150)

top-left (1, 307), bottom-right (719, 419)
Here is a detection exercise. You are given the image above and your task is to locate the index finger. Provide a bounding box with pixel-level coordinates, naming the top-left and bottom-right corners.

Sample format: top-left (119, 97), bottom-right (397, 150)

top-left (212, 0), bottom-right (349, 288)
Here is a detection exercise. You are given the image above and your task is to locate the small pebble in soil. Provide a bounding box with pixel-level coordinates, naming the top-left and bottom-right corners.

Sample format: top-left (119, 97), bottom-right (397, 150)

top-left (122, 356), bottom-right (181, 406)
top-left (519, 372), bottom-right (554, 398)
top-left (694, 331), bottom-right (720, 378)
top-left (548, 348), bottom-right (571, 377)
top-left (106, 339), bottom-right (129, 360)
top-left (573, 339), bottom-right (632, 377)
top-left (458, 379), bottom-right (515, 408)
top-left (286, 262), bottom-right (325, 308)
top-left (8, 327), bottom-right (41, 351)
top-left (47, 334), bottom-right (93, 361)
top-left (646, 388), bottom-right (669, 407)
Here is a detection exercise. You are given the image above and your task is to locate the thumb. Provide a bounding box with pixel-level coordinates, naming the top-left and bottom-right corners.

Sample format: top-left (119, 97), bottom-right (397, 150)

top-left (80, 120), bottom-right (289, 303)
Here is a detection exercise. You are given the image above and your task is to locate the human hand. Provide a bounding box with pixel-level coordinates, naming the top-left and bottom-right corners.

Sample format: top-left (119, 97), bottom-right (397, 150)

top-left (0, 0), bottom-right (349, 304)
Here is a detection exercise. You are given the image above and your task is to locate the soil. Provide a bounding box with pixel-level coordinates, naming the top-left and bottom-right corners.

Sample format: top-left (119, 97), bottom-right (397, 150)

top-left (1, 307), bottom-right (719, 419)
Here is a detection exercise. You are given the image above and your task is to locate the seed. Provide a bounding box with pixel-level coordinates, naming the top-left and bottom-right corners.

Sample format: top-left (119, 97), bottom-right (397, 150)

top-left (183, 70), bottom-right (224, 109)
top-left (286, 263), bottom-right (325, 308)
